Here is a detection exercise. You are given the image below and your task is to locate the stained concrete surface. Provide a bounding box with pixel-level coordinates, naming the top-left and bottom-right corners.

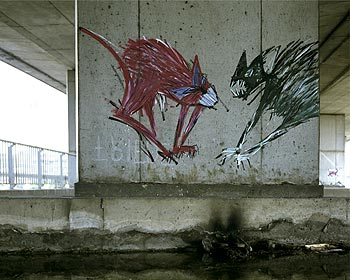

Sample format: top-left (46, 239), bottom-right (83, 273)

top-left (1, 218), bottom-right (350, 254)
top-left (0, 215), bottom-right (349, 254)
top-left (0, 196), bottom-right (349, 253)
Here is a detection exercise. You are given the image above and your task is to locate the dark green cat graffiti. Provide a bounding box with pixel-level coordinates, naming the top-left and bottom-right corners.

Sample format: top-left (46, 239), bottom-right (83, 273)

top-left (217, 41), bottom-right (319, 169)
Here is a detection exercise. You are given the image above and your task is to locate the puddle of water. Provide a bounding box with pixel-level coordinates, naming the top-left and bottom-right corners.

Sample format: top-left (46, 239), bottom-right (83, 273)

top-left (0, 252), bottom-right (349, 279)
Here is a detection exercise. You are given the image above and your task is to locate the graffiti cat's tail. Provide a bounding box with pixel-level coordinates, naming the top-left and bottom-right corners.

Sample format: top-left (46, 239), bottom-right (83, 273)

top-left (80, 27), bottom-right (178, 163)
top-left (79, 27), bottom-right (130, 90)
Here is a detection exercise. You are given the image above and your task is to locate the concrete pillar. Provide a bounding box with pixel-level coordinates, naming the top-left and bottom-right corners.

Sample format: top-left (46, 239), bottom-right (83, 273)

top-left (319, 114), bottom-right (345, 186)
top-left (78, 1), bottom-right (139, 184)
top-left (261, 0), bottom-right (319, 185)
top-left (77, 1), bottom-right (320, 195)
top-left (67, 69), bottom-right (76, 154)
top-left (67, 69), bottom-right (77, 186)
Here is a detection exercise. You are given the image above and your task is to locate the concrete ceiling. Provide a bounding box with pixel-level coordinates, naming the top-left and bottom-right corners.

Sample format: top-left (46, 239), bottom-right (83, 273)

top-left (319, 1), bottom-right (350, 137)
top-left (0, 0), bottom-right (74, 93)
top-left (0, 0), bottom-right (349, 136)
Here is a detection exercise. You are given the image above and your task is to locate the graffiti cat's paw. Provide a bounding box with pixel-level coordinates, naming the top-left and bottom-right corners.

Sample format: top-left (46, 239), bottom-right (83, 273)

top-left (216, 147), bottom-right (240, 165)
top-left (216, 147), bottom-right (251, 169)
top-left (158, 151), bottom-right (178, 164)
top-left (173, 145), bottom-right (198, 158)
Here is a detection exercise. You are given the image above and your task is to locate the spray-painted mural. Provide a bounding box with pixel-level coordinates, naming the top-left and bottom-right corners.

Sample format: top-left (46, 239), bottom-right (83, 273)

top-left (80, 27), bottom-right (218, 164)
top-left (217, 41), bottom-right (319, 169)
top-left (81, 27), bottom-right (318, 168)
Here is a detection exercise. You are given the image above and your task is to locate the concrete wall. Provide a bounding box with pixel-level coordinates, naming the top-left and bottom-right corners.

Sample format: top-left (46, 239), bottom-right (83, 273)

top-left (320, 114), bottom-right (345, 186)
top-left (78, 0), bottom-right (319, 186)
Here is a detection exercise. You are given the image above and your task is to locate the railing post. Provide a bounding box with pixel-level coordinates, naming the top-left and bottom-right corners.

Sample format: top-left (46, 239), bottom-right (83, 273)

top-left (1, 139), bottom-right (76, 190)
top-left (60, 153), bottom-right (64, 187)
top-left (37, 149), bottom-right (43, 189)
top-left (68, 154), bottom-right (76, 188)
top-left (8, 143), bottom-right (15, 189)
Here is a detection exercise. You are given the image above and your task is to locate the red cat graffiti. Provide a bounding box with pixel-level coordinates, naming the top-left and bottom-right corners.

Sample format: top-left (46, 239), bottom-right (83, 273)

top-left (80, 28), bottom-right (218, 163)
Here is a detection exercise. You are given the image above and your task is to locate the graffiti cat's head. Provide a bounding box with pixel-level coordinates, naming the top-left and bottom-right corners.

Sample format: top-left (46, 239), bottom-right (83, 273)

top-left (230, 47), bottom-right (280, 101)
top-left (191, 55), bottom-right (218, 108)
top-left (171, 55), bottom-right (218, 108)
top-left (230, 51), bottom-right (266, 100)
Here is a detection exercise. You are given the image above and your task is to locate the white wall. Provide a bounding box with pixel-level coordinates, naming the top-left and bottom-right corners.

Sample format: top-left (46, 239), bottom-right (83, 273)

top-left (320, 114), bottom-right (345, 186)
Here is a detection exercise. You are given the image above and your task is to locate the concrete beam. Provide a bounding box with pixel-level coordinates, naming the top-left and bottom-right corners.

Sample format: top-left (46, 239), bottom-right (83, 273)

top-left (320, 35), bottom-right (349, 64)
top-left (322, 65), bottom-right (350, 94)
top-left (0, 10), bottom-right (74, 68)
top-left (0, 47), bottom-right (66, 92)
top-left (320, 11), bottom-right (349, 48)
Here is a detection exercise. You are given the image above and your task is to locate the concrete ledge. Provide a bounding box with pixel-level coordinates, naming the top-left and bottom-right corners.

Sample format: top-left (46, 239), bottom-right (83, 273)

top-left (75, 182), bottom-right (323, 198)
top-left (324, 187), bottom-right (350, 198)
top-left (0, 189), bottom-right (74, 198)
top-left (0, 226), bottom-right (191, 253)
top-left (0, 217), bottom-right (349, 253)
top-left (0, 198), bottom-right (71, 231)
top-left (0, 196), bottom-right (349, 252)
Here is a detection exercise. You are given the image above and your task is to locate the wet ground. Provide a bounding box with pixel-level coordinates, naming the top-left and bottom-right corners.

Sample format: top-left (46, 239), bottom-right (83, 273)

top-left (0, 251), bottom-right (349, 279)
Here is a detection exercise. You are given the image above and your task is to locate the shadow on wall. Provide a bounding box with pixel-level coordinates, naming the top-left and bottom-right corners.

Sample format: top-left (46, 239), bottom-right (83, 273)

top-left (207, 206), bottom-right (243, 233)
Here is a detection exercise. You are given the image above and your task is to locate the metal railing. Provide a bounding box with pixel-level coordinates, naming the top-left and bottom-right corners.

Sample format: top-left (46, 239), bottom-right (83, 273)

top-left (0, 139), bottom-right (77, 189)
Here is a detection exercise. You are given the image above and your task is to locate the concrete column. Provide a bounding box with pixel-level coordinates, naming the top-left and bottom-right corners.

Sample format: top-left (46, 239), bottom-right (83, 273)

top-left (77, 0), bottom-right (320, 195)
top-left (78, 1), bottom-right (139, 184)
top-left (261, 0), bottom-right (319, 185)
top-left (67, 69), bottom-right (77, 186)
top-left (67, 69), bottom-right (76, 154)
top-left (319, 114), bottom-right (345, 186)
